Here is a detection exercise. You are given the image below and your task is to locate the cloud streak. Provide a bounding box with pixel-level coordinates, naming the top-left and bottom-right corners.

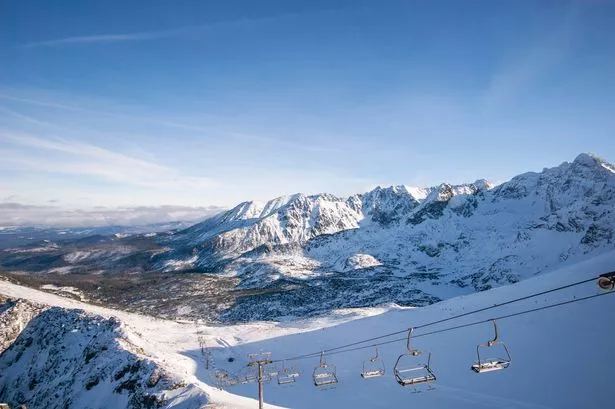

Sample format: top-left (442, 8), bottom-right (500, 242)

top-left (0, 91), bottom-right (341, 153)
top-left (15, 9), bottom-right (341, 48)
top-left (0, 132), bottom-right (219, 191)
top-left (17, 28), bottom-right (195, 48)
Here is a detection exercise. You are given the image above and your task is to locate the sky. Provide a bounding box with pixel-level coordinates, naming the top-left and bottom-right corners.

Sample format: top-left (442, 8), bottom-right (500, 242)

top-left (0, 0), bottom-right (614, 226)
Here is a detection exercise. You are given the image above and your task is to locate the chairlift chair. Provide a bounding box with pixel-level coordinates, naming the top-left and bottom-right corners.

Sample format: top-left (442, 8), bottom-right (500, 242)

top-left (264, 362), bottom-right (279, 377)
top-left (277, 361), bottom-right (300, 385)
top-left (240, 369), bottom-right (258, 384)
top-left (361, 347), bottom-right (385, 379)
top-left (471, 319), bottom-right (511, 373)
top-left (240, 366), bottom-right (272, 384)
top-left (214, 369), bottom-right (237, 388)
top-left (312, 352), bottom-right (338, 388)
top-left (393, 328), bottom-right (436, 388)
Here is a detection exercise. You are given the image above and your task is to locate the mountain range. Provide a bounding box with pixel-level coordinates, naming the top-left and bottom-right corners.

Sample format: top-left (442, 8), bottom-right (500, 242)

top-left (1, 153), bottom-right (613, 322)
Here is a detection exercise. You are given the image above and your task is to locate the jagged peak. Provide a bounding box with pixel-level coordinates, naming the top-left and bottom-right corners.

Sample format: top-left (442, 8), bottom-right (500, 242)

top-left (402, 185), bottom-right (432, 201)
top-left (222, 194), bottom-right (306, 222)
top-left (473, 179), bottom-right (494, 191)
top-left (573, 152), bottom-right (601, 167)
top-left (572, 152), bottom-right (615, 174)
top-left (361, 185), bottom-right (430, 204)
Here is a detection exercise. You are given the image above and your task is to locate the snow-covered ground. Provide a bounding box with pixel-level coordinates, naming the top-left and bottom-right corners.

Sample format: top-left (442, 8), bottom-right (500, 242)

top-left (0, 276), bottom-right (389, 408)
top-left (2, 250), bottom-right (614, 408)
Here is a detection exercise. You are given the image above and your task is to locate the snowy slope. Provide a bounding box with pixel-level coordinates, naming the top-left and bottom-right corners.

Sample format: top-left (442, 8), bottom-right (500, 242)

top-left (211, 250), bottom-right (615, 409)
top-left (0, 306), bottom-right (210, 409)
top-left (2, 250), bottom-right (614, 408)
top-left (0, 277), bottom-right (387, 409)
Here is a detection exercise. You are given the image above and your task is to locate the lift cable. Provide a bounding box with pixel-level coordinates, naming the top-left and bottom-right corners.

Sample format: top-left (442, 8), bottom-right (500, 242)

top-left (312, 290), bottom-right (615, 359)
top-left (271, 272), bottom-right (613, 364)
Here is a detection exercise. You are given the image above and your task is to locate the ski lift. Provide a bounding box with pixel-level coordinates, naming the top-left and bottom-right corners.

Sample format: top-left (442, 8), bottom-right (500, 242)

top-left (277, 361), bottom-right (300, 385)
top-left (361, 347), bottom-right (385, 379)
top-left (240, 368), bottom-right (258, 384)
top-left (393, 328), bottom-right (436, 388)
top-left (471, 319), bottom-right (511, 373)
top-left (312, 352), bottom-right (338, 388)
top-left (240, 366), bottom-right (272, 384)
top-left (214, 369), bottom-right (238, 388)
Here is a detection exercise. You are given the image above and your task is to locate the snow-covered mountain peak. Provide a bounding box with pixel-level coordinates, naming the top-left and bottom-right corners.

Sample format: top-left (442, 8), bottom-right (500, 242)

top-left (472, 178), bottom-right (494, 191)
top-left (221, 194), bottom-right (300, 223)
top-left (571, 152), bottom-right (615, 175)
top-left (573, 152), bottom-right (607, 167)
top-left (403, 185), bottom-right (432, 201)
top-left (358, 185), bottom-right (421, 225)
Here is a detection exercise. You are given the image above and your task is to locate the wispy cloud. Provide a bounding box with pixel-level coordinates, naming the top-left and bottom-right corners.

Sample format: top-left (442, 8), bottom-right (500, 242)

top-left (16, 9), bottom-right (341, 49)
top-left (17, 27), bottom-right (196, 48)
top-left (0, 91), bottom-right (340, 152)
top-left (0, 132), bottom-right (219, 191)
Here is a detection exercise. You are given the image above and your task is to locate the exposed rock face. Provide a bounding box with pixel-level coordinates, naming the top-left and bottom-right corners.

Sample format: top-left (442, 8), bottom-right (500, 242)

top-left (0, 298), bottom-right (44, 354)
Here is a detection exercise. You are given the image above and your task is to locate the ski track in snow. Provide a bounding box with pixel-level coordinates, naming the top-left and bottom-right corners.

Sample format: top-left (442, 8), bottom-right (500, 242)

top-left (2, 249), bottom-right (615, 408)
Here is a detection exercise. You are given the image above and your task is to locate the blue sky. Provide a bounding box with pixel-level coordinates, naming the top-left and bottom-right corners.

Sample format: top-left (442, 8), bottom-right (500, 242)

top-left (1, 0), bottom-right (614, 222)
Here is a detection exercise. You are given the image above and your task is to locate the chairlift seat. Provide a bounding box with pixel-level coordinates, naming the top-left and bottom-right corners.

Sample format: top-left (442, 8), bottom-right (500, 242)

top-left (278, 374), bottom-right (296, 385)
top-left (313, 372), bottom-right (338, 387)
top-left (313, 368), bottom-right (338, 387)
top-left (361, 368), bottom-right (385, 379)
top-left (471, 358), bottom-right (510, 373)
top-left (394, 366), bottom-right (436, 386)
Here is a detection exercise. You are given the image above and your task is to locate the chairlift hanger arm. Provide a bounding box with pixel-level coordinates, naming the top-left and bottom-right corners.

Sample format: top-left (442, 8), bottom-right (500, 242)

top-left (487, 319), bottom-right (500, 346)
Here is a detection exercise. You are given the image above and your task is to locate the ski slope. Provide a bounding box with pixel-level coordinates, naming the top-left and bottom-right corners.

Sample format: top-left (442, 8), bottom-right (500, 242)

top-left (1, 250), bottom-right (614, 408)
top-left (213, 250), bottom-right (615, 409)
